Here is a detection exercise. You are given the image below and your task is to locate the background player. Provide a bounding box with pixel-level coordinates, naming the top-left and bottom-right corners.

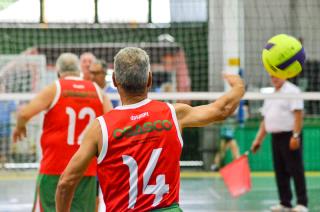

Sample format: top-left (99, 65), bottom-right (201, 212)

top-left (13, 53), bottom-right (112, 211)
top-left (89, 59), bottom-right (120, 107)
top-left (80, 52), bottom-right (96, 81)
top-left (211, 119), bottom-right (240, 171)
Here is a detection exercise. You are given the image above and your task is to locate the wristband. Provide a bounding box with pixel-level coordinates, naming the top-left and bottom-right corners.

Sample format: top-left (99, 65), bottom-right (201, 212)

top-left (293, 132), bottom-right (300, 139)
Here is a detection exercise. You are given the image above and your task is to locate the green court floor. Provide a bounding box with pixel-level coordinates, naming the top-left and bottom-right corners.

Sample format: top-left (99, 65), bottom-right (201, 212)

top-left (0, 171), bottom-right (319, 211)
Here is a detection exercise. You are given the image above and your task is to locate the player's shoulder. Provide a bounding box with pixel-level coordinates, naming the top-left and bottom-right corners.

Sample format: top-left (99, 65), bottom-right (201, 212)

top-left (171, 103), bottom-right (192, 117)
top-left (42, 81), bottom-right (57, 93)
top-left (152, 99), bottom-right (170, 106)
top-left (150, 100), bottom-right (179, 113)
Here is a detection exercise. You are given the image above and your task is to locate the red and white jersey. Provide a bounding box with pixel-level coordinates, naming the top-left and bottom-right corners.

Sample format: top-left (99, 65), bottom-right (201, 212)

top-left (97, 99), bottom-right (183, 211)
top-left (40, 77), bottom-right (104, 176)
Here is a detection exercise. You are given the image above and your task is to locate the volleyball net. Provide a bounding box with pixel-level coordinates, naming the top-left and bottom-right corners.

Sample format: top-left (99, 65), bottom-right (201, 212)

top-left (0, 0), bottom-right (320, 171)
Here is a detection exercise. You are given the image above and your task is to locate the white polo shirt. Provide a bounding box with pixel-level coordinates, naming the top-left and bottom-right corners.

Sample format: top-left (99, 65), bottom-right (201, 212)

top-left (262, 81), bottom-right (303, 133)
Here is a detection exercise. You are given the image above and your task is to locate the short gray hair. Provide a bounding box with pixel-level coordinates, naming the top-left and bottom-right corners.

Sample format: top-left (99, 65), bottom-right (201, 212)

top-left (114, 47), bottom-right (150, 93)
top-left (92, 59), bottom-right (107, 73)
top-left (56, 53), bottom-right (80, 74)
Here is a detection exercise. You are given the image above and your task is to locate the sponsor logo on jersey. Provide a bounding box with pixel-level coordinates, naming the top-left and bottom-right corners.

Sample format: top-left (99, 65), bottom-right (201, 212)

top-left (62, 90), bottom-right (98, 98)
top-left (72, 84), bottom-right (85, 89)
top-left (113, 119), bottom-right (172, 140)
top-left (130, 112), bottom-right (149, 121)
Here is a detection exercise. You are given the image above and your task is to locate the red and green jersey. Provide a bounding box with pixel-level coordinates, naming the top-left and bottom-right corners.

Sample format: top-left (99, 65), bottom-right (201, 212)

top-left (40, 77), bottom-right (103, 176)
top-left (97, 99), bottom-right (183, 211)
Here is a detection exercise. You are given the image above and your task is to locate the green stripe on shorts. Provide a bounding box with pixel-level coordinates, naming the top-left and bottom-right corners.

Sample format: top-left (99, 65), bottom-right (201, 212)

top-left (34, 174), bottom-right (96, 212)
top-left (152, 203), bottom-right (183, 212)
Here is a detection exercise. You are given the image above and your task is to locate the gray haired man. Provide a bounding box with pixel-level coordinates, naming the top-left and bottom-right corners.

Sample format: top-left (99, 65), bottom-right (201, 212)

top-left (13, 52), bottom-right (112, 211)
top-left (56, 47), bottom-right (245, 211)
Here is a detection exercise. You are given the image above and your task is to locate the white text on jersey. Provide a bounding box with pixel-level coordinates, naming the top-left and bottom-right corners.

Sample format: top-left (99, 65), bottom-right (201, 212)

top-left (130, 112), bottom-right (149, 121)
top-left (73, 84), bottom-right (85, 89)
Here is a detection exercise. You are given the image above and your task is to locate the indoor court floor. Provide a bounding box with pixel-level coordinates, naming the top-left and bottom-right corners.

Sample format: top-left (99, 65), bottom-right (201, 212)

top-left (0, 171), bottom-right (319, 212)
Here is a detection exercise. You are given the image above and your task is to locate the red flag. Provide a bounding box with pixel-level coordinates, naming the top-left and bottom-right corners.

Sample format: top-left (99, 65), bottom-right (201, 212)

top-left (219, 154), bottom-right (251, 197)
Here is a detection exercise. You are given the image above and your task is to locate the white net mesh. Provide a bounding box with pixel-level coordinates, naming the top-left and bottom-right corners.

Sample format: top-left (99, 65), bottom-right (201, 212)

top-left (0, 55), bottom-right (46, 168)
top-left (1, 92), bottom-right (320, 170)
top-left (0, 55), bottom-right (46, 92)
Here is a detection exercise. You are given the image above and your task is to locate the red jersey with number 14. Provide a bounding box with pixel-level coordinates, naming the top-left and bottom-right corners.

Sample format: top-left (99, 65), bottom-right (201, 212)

top-left (40, 77), bottom-right (103, 176)
top-left (97, 99), bottom-right (183, 211)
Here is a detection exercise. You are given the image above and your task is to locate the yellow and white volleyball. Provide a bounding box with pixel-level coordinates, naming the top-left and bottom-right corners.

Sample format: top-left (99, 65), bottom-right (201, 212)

top-left (262, 34), bottom-right (306, 79)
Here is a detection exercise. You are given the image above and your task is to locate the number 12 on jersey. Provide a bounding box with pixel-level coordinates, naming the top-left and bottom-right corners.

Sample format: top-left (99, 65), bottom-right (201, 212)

top-left (122, 148), bottom-right (169, 209)
top-left (66, 107), bottom-right (96, 145)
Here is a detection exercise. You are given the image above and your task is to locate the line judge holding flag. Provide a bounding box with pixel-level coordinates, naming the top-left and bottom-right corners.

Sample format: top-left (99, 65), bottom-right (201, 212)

top-left (251, 76), bottom-right (308, 212)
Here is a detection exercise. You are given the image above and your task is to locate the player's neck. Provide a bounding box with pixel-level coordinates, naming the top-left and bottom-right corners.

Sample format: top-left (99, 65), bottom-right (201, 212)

top-left (60, 73), bottom-right (80, 78)
top-left (100, 81), bottom-right (107, 89)
top-left (119, 89), bottom-right (148, 106)
top-left (274, 81), bottom-right (285, 91)
top-left (121, 94), bottom-right (148, 106)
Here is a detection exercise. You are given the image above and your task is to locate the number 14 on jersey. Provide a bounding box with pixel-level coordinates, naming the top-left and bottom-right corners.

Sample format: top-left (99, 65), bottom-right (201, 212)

top-left (122, 148), bottom-right (169, 209)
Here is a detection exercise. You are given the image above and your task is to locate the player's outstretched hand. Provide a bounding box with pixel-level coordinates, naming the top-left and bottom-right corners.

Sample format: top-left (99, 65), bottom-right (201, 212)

top-left (13, 127), bottom-right (27, 143)
top-left (223, 74), bottom-right (244, 88)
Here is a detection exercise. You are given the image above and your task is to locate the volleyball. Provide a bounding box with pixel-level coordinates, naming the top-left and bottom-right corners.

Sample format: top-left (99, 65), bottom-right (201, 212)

top-left (262, 34), bottom-right (306, 79)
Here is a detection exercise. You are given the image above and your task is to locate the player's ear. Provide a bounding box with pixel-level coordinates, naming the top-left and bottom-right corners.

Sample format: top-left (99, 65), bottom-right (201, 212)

top-left (112, 72), bottom-right (118, 87)
top-left (147, 71), bottom-right (152, 89)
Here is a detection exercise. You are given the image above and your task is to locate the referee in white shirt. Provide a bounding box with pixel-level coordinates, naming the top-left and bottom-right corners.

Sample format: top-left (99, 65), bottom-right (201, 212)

top-left (251, 76), bottom-right (308, 212)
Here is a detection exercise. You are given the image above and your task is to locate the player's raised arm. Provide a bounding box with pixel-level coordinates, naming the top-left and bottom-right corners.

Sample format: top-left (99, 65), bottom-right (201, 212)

top-left (56, 119), bottom-right (101, 212)
top-left (174, 74), bottom-right (245, 129)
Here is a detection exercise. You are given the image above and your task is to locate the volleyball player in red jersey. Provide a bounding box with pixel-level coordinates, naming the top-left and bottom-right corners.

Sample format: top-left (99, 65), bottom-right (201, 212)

top-left (56, 47), bottom-right (245, 212)
top-left (13, 53), bottom-right (112, 211)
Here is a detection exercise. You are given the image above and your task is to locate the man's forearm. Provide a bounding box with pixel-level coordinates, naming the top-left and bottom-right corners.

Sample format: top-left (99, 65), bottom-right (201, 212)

top-left (215, 83), bottom-right (245, 119)
top-left (55, 177), bottom-right (76, 212)
top-left (16, 114), bottom-right (28, 129)
top-left (255, 121), bottom-right (267, 143)
top-left (55, 153), bottom-right (90, 212)
top-left (226, 83), bottom-right (245, 109)
top-left (293, 110), bottom-right (303, 134)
